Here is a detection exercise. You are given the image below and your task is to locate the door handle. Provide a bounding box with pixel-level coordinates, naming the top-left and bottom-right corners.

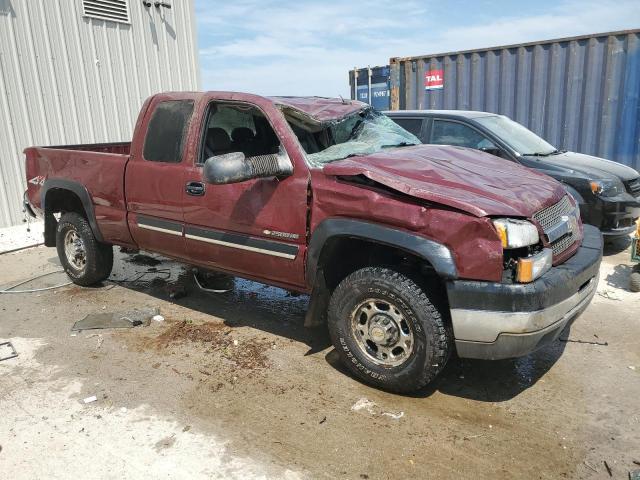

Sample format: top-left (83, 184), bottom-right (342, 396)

top-left (185, 181), bottom-right (205, 196)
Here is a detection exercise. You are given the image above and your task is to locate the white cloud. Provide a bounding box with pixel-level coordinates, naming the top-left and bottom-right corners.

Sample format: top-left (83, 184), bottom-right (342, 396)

top-left (197, 0), bottom-right (640, 97)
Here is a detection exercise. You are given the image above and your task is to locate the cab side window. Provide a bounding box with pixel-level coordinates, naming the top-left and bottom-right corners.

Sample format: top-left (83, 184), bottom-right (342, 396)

top-left (201, 102), bottom-right (280, 163)
top-left (143, 100), bottom-right (194, 163)
top-left (430, 120), bottom-right (495, 150)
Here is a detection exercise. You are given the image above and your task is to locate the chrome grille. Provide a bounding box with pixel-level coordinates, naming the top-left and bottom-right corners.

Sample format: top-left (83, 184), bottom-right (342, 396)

top-left (549, 232), bottom-right (576, 256)
top-left (532, 195), bottom-right (578, 256)
top-left (628, 177), bottom-right (640, 197)
top-left (532, 196), bottom-right (574, 231)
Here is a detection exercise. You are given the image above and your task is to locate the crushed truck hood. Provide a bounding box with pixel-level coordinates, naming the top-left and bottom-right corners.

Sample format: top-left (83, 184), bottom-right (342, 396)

top-left (322, 144), bottom-right (566, 217)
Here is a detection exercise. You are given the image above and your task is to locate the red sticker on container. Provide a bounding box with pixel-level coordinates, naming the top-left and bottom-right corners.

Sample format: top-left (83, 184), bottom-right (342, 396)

top-left (425, 70), bottom-right (444, 90)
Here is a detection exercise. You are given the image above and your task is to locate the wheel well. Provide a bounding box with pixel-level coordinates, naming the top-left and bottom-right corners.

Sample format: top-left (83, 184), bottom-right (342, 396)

top-left (43, 188), bottom-right (88, 246)
top-left (303, 236), bottom-right (450, 329)
top-left (318, 236), bottom-right (445, 295)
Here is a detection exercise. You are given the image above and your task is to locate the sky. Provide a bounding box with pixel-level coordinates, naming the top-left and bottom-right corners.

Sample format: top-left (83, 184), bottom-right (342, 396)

top-left (195, 0), bottom-right (640, 98)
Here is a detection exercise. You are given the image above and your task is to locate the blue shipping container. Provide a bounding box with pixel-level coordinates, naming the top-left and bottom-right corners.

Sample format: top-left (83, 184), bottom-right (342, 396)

top-left (349, 65), bottom-right (390, 110)
top-left (350, 30), bottom-right (640, 171)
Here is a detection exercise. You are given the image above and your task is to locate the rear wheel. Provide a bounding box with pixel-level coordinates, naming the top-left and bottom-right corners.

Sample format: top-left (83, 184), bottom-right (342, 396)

top-left (56, 212), bottom-right (113, 286)
top-left (327, 267), bottom-right (451, 393)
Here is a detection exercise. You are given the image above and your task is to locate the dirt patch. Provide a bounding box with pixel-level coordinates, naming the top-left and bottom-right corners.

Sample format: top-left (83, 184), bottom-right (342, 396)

top-left (150, 320), bottom-right (270, 370)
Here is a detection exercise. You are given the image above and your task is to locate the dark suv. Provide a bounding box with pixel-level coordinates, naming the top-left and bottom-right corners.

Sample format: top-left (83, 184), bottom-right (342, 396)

top-left (386, 110), bottom-right (640, 239)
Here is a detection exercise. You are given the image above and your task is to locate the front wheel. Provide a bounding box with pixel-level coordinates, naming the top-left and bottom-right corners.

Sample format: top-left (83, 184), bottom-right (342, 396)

top-left (327, 267), bottom-right (451, 393)
top-left (56, 212), bottom-right (113, 286)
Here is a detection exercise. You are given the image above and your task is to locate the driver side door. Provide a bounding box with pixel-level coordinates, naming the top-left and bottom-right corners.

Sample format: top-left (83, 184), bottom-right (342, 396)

top-left (182, 98), bottom-right (309, 289)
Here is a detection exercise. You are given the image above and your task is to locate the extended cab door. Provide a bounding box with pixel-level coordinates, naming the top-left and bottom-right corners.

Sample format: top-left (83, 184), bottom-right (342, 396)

top-left (125, 95), bottom-right (196, 258)
top-left (182, 95), bottom-right (309, 290)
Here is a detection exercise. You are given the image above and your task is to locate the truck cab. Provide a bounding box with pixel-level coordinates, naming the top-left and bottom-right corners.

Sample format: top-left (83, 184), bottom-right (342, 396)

top-left (24, 92), bottom-right (603, 392)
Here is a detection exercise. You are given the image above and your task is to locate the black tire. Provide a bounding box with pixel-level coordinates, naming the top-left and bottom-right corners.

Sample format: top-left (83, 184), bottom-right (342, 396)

top-left (327, 267), bottom-right (451, 393)
top-left (56, 212), bottom-right (113, 286)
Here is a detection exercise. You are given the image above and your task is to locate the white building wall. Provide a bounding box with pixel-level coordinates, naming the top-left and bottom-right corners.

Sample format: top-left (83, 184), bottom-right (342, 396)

top-left (0, 0), bottom-right (200, 227)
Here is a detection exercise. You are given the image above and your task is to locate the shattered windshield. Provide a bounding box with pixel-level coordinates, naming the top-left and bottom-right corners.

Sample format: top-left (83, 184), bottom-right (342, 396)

top-left (284, 108), bottom-right (421, 167)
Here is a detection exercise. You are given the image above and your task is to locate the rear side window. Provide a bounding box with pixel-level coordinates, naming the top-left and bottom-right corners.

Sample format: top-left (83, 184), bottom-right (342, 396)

top-left (392, 118), bottom-right (423, 138)
top-left (430, 120), bottom-right (493, 149)
top-left (143, 100), bottom-right (194, 163)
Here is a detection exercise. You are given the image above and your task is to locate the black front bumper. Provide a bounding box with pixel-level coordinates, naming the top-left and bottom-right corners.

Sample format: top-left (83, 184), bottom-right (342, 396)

top-left (581, 194), bottom-right (640, 237)
top-left (446, 224), bottom-right (603, 360)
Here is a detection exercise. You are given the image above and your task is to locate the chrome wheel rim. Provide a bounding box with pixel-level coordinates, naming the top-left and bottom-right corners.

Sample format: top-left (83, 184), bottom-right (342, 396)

top-left (350, 298), bottom-right (414, 367)
top-left (64, 229), bottom-right (86, 271)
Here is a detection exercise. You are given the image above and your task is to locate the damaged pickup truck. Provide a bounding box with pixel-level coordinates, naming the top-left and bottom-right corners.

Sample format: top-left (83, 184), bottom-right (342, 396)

top-left (24, 92), bottom-right (603, 392)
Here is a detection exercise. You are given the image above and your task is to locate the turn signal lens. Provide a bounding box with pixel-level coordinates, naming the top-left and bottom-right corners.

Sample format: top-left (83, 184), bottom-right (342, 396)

top-left (516, 248), bottom-right (553, 283)
top-left (590, 181), bottom-right (603, 195)
top-left (495, 223), bottom-right (508, 248)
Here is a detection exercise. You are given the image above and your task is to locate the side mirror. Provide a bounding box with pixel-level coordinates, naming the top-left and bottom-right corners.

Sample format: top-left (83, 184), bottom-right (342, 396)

top-left (480, 146), bottom-right (502, 157)
top-left (203, 150), bottom-right (293, 185)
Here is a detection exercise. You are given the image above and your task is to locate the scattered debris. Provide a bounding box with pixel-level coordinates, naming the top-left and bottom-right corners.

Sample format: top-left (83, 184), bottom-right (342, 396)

top-left (381, 411), bottom-right (405, 420)
top-left (351, 398), bottom-right (377, 415)
top-left (630, 470), bottom-right (640, 480)
top-left (0, 341), bottom-right (18, 362)
top-left (604, 460), bottom-right (612, 477)
top-left (182, 425), bottom-right (191, 432)
top-left (629, 366), bottom-right (636, 371)
top-left (597, 290), bottom-right (621, 301)
top-left (559, 337), bottom-right (608, 346)
top-left (193, 270), bottom-right (234, 293)
top-left (83, 395), bottom-right (97, 404)
top-left (168, 286), bottom-right (187, 300)
top-left (583, 461), bottom-right (598, 473)
top-left (125, 253), bottom-right (162, 266)
top-left (633, 460), bottom-right (640, 466)
top-left (152, 315), bottom-right (165, 322)
top-left (350, 398), bottom-right (404, 420)
top-left (463, 434), bottom-right (485, 441)
top-left (0, 270), bottom-right (71, 294)
top-left (154, 434), bottom-right (176, 452)
top-left (72, 307), bottom-right (159, 331)
top-left (319, 416), bottom-right (327, 424)
top-left (151, 321), bottom-right (269, 370)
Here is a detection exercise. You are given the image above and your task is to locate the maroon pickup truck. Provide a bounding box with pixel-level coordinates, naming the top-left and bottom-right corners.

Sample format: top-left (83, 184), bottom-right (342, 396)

top-left (24, 92), bottom-right (603, 392)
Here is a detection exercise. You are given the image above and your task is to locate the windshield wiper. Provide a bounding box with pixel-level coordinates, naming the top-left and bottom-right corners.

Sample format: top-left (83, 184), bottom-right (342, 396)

top-left (522, 151), bottom-right (556, 157)
top-left (383, 142), bottom-right (417, 149)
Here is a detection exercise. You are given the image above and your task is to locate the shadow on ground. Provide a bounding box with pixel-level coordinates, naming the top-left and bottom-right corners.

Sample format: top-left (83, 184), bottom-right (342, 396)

top-left (604, 263), bottom-right (636, 290)
top-left (603, 236), bottom-right (631, 256)
top-left (70, 249), bottom-right (575, 404)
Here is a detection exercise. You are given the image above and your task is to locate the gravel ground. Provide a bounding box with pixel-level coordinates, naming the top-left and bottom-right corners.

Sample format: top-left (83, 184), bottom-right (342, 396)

top-left (0, 238), bottom-right (639, 479)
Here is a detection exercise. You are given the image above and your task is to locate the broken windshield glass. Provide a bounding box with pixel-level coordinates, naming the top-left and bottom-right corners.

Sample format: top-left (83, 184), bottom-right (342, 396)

top-left (284, 108), bottom-right (421, 167)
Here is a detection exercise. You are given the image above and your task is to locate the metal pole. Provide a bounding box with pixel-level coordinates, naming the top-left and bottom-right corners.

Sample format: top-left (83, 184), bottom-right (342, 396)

top-left (353, 67), bottom-right (358, 101)
top-left (367, 66), bottom-right (372, 106)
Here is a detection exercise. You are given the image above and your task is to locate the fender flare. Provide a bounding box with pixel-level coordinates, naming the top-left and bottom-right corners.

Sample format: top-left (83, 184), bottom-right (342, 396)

top-left (41, 179), bottom-right (104, 243)
top-left (306, 218), bottom-right (457, 289)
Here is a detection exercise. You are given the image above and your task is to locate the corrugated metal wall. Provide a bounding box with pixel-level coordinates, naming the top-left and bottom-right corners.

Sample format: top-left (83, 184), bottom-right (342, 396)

top-left (0, 0), bottom-right (200, 227)
top-left (350, 30), bottom-right (640, 172)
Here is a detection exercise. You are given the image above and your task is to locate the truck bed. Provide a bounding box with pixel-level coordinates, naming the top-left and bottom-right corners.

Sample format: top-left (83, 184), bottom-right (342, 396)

top-left (44, 141), bottom-right (131, 155)
top-left (25, 142), bottom-right (133, 247)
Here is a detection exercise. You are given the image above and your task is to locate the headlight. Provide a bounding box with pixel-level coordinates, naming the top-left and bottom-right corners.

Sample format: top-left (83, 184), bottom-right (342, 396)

top-left (492, 219), bottom-right (539, 249)
top-left (590, 179), bottom-right (624, 197)
top-left (516, 248), bottom-right (553, 283)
